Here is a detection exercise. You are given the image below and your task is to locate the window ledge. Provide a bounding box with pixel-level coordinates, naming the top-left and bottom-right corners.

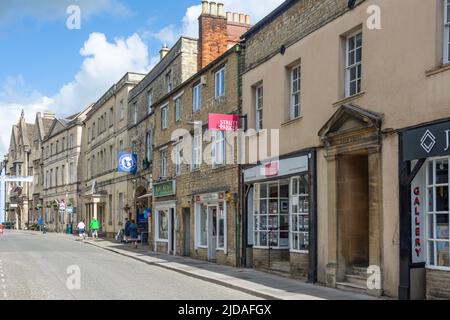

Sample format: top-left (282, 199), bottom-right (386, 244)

top-left (156, 239), bottom-right (168, 243)
top-left (333, 91), bottom-right (366, 107)
top-left (281, 116), bottom-right (303, 127)
top-left (425, 63), bottom-right (450, 77)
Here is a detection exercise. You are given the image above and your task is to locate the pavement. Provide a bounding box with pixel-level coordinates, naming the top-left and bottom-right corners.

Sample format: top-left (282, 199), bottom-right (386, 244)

top-left (1, 230), bottom-right (380, 300)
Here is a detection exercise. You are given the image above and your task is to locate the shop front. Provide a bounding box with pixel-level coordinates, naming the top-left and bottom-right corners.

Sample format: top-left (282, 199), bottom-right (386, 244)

top-left (193, 191), bottom-right (228, 263)
top-left (153, 180), bottom-right (177, 255)
top-left (243, 152), bottom-right (317, 281)
top-left (399, 119), bottom-right (450, 300)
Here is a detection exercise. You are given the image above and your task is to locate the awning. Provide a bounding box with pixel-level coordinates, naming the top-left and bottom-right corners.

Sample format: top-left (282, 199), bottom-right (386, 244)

top-left (137, 193), bottom-right (153, 200)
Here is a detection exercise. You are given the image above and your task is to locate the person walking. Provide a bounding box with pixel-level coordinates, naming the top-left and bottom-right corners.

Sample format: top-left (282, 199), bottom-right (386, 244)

top-left (129, 220), bottom-right (138, 249)
top-left (89, 217), bottom-right (100, 240)
top-left (124, 218), bottom-right (131, 243)
top-left (38, 216), bottom-right (43, 232)
top-left (77, 220), bottom-right (86, 240)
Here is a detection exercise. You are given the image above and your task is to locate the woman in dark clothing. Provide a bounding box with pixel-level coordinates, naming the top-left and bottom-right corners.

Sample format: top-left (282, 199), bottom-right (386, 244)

top-left (129, 220), bottom-right (138, 249)
top-left (124, 218), bottom-right (131, 243)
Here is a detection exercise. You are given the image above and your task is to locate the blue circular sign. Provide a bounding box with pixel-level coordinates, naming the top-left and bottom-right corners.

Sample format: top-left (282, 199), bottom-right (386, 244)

top-left (119, 154), bottom-right (137, 173)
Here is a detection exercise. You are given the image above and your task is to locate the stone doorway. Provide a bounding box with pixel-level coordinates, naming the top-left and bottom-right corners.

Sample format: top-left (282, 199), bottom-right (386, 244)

top-left (319, 104), bottom-right (383, 296)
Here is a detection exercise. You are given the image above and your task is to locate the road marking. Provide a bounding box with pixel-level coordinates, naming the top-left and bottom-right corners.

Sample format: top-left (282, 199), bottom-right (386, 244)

top-left (1, 279), bottom-right (4, 283)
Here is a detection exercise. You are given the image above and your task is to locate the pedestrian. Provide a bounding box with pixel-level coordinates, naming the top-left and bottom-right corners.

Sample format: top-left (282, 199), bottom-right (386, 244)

top-left (129, 220), bottom-right (138, 249)
top-left (89, 217), bottom-right (100, 240)
top-left (38, 216), bottom-right (43, 232)
top-left (77, 220), bottom-right (86, 240)
top-left (124, 218), bottom-right (131, 243)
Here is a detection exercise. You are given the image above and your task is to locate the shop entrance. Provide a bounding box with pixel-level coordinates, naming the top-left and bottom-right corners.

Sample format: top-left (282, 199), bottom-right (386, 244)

top-left (338, 154), bottom-right (369, 270)
top-left (169, 208), bottom-right (176, 255)
top-left (207, 205), bottom-right (218, 261)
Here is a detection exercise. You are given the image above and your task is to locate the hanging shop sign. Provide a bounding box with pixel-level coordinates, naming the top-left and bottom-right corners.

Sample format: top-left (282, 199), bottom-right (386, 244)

top-left (153, 180), bottom-right (176, 198)
top-left (402, 120), bottom-right (450, 161)
top-left (208, 113), bottom-right (240, 131)
top-left (411, 168), bottom-right (426, 264)
top-left (195, 192), bottom-right (225, 203)
top-left (118, 153), bottom-right (138, 174)
top-left (244, 155), bottom-right (309, 183)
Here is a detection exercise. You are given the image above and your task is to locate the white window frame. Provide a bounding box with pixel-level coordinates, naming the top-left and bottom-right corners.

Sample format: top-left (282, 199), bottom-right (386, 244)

top-left (175, 143), bottom-right (182, 176)
top-left (146, 131), bottom-right (153, 162)
top-left (345, 31), bottom-right (363, 97)
top-left (215, 68), bottom-right (226, 98)
top-left (161, 103), bottom-right (168, 130)
top-left (147, 89), bottom-right (153, 114)
top-left (426, 157), bottom-right (450, 271)
top-left (211, 130), bottom-right (225, 168)
top-left (253, 181), bottom-right (290, 249)
top-left (192, 126), bottom-right (202, 171)
top-left (160, 148), bottom-right (168, 178)
top-left (156, 209), bottom-right (169, 242)
top-left (256, 85), bottom-right (264, 131)
top-left (445, 0), bottom-right (450, 64)
top-left (175, 97), bottom-right (182, 122)
top-left (195, 204), bottom-right (208, 248)
top-left (193, 84), bottom-right (202, 112)
top-left (290, 175), bottom-right (310, 253)
top-left (216, 202), bottom-right (227, 252)
top-left (133, 102), bottom-right (138, 125)
top-left (290, 65), bottom-right (301, 120)
top-left (166, 71), bottom-right (172, 93)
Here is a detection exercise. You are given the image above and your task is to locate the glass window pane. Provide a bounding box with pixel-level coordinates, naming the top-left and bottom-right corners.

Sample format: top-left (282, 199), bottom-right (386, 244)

top-left (356, 48), bottom-right (362, 63)
top-left (428, 187), bottom-right (434, 212)
top-left (280, 215), bottom-right (289, 231)
top-left (260, 200), bottom-right (267, 214)
top-left (349, 37), bottom-right (355, 50)
top-left (428, 214), bottom-right (435, 239)
top-left (269, 183), bottom-right (278, 198)
top-left (269, 232), bottom-right (278, 247)
top-left (436, 159), bottom-right (449, 184)
top-left (429, 241), bottom-right (435, 265)
top-left (303, 216), bottom-right (310, 231)
top-left (436, 186), bottom-right (449, 211)
top-left (280, 199), bottom-right (289, 213)
top-left (260, 232), bottom-right (268, 247)
top-left (260, 184), bottom-right (268, 198)
top-left (280, 232), bottom-right (289, 247)
top-left (293, 233), bottom-right (299, 251)
top-left (269, 200), bottom-right (278, 214)
top-left (292, 215), bottom-right (298, 232)
top-left (356, 33), bottom-right (362, 47)
top-left (436, 214), bottom-right (449, 239)
top-left (436, 242), bottom-right (450, 267)
top-left (280, 182), bottom-right (289, 198)
top-left (268, 215), bottom-right (278, 230)
top-left (259, 216), bottom-right (267, 231)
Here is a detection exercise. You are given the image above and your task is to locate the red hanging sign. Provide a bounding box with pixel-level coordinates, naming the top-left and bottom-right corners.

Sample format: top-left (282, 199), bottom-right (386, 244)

top-left (208, 113), bottom-right (240, 131)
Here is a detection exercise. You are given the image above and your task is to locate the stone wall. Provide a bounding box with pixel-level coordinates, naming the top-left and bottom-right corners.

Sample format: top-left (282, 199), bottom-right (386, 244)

top-left (243, 0), bottom-right (366, 72)
top-left (426, 269), bottom-right (450, 300)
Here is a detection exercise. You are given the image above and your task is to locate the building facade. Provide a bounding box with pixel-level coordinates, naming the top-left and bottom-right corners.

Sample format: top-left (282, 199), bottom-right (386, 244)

top-left (82, 73), bottom-right (144, 238)
top-left (241, 0), bottom-right (450, 299)
top-left (41, 108), bottom-right (90, 232)
top-left (4, 111), bottom-right (36, 229)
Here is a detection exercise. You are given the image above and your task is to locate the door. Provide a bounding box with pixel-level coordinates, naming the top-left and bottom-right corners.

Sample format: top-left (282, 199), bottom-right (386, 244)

top-left (183, 208), bottom-right (190, 256)
top-left (207, 205), bottom-right (218, 261)
top-left (169, 208), bottom-right (176, 255)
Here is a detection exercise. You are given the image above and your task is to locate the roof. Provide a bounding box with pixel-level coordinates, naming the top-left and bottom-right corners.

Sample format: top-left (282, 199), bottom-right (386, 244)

top-left (241, 0), bottom-right (298, 40)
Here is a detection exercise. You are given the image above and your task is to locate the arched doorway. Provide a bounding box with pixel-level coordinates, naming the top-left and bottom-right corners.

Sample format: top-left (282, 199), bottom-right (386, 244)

top-left (135, 186), bottom-right (151, 245)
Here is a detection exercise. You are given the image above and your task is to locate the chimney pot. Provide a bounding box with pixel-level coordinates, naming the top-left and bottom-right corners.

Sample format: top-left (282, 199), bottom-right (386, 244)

top-left (245, 15), bottom-right (251, 25)
top-left (233, 12), bottom-right (239, 23)
top-left (226, 12), bottom-right (232, 21)
top-left (160, 44), bottom-right (170, 60)
top-left (209, 2), bottom-right (217, 16)
top-left (239, 13), bottom-right (245, 24)
top-left (217, 3), bottom-right (224, 17)
top-left (201, 1), bottom-right (209, 15)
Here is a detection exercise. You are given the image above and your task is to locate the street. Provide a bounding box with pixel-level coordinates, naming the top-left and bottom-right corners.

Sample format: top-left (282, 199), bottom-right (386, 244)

top-left (0, 231), bottom-right (260, 300)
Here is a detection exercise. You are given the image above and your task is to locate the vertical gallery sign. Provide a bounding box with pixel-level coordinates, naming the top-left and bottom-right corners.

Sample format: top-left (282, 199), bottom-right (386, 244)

top-left (411, 168), bottom-right (426, 264)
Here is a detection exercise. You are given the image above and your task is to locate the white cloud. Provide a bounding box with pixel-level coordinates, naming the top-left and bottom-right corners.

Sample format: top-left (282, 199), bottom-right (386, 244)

top-left (0, 32), bottom-right (151, 157)
top-left (149, 0), bottom-right (284, 46)
top-left (54, 32), bottom-right (151, 114)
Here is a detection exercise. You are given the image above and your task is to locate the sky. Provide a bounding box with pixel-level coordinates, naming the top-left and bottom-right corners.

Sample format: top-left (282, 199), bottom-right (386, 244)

top-left (0, 0), bottom-right (285, 159)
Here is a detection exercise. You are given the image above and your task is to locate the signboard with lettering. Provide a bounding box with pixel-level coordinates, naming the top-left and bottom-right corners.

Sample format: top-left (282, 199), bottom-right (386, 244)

top-left (208, 113), bottom-right (240, 131)
top-left (153, 180), bottom-right (176, 198)
top-left (411, 167), bottom-right (426, 264)
top-left (195, 192), bottom-right (225, 203)
top-left (244, 155), bottom-right (309, 183)
top-left (402, 120), bottom-right (450, 161)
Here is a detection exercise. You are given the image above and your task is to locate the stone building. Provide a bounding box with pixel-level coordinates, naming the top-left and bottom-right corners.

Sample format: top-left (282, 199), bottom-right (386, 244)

top-left (30, 112), bottom-right (55, 225)
top-left (4, 111), bottom-right (36, 229)
top-left (127, 37), bottom-right (198, 237)
top-left (81, 73), bottom-right (144, 238)
top-left (41, 107), bottom-right (91, 232)
top-left (149, 1), bottom-right (250, 266)
top-left (240, 0), bottom-right (450, 299)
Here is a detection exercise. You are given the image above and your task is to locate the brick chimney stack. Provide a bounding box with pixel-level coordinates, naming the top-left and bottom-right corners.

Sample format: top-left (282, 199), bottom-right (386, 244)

top-left (197, 1), bottom-right (251, 70)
